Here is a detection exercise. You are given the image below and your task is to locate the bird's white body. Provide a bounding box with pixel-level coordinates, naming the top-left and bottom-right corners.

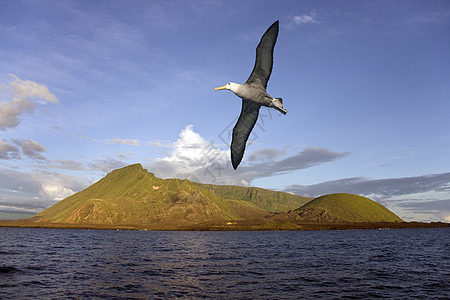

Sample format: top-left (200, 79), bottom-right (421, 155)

top-left (220, 82), bottom-right (287, 114)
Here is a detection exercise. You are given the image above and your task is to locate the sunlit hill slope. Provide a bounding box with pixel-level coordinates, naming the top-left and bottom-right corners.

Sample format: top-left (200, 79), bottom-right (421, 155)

top-left (0, 164), bottom-right (416, 230)
top-left (290, 193), bottom-right (403, 223)
top-left (30, 164), bottom-right (309, 227)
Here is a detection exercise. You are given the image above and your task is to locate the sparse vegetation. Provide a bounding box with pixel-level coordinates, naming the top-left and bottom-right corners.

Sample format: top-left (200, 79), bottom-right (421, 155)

top-left (5, 164), bottom-right (442, 231)
top-left (30, 164), bottom-right (271, 226)
top-left (193, 183), bottom-right (312, 212)
top-left (296, 193), bottom-right (403, 222)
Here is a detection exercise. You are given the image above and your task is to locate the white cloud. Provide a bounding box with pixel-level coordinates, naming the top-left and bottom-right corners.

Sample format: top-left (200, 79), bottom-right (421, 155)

top-left (41, 183), bottom-right (75, 201)
top-left (291, 13), bottom-right (318, 25)
top-left (241, 179), bottom-right (249, 186)
top-left (0, 75), bottom-right (58, 129)
top-left (0, 167), bottom-right (89, 206)
top-left (148, 125), bottom-right (348, 186)
top-left (150, 124), bottom-right (229, 179)
top-left (35, 171), bottom-right (87, 202)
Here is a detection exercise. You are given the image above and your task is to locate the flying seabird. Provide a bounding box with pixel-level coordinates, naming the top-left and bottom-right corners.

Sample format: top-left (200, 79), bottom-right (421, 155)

top-left (215, 20), bottom-right (287, 170)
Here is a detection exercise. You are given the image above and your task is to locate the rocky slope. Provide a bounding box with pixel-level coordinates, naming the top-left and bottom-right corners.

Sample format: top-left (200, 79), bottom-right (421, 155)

top-left (31, 164), bottom-right (274, 226)
top-left (273, 193), bottom-right (403, 223)
top-left (2, 164), bottom-right (411, 230)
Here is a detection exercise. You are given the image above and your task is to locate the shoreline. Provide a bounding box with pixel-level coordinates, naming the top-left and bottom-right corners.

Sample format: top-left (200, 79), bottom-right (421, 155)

top-left (0, 220), bottom-right (448, 231)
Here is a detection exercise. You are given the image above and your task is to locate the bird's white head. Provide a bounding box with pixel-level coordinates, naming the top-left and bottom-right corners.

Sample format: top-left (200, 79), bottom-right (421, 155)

top-left (214, 82), bottom-right (240, 93)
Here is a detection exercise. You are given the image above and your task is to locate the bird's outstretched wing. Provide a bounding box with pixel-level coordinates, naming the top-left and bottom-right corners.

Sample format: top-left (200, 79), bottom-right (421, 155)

top-left (231, 99), bottom-right (261, 169)
top-left (246, 20), bottom-right (279, 89)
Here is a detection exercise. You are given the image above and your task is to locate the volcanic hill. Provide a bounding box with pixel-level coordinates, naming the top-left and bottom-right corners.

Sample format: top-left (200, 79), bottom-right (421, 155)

top-left (2, 164), bottom-right (430, 230)
top-left (273, 193), bottom-right (403, 223)
top-left (29, 164), bottom-right (310, 228)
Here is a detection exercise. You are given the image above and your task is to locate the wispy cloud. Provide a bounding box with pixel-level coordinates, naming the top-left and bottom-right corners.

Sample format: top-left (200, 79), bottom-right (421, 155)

top-left (0, 140), bottom-right (20, 159)
top-left (248, 147), bottom-right (288, 162)
top-left (0, 75), bottom-right (58, 129)
top-left (407, 11), bottom-right (450, 24)
top-left (32, 156), bottom-right (132, 175)
top-left (0, 204), bottom-right (45, 214)
top-left (147, 141), bottom-right (173, 148)
top-left (284, 173), bottom-right (450, 199)
top-left (88, 158), bottom-right (127, 173)
top-left (0, 139), bottom-right (47, 161)
top-left (105, 138), bottom-right (141, 146)
top-left (204, 147), bottom-right (349, 186)
top-left (12, 139), bottom-right (47, 160)
top-left (9, 74), bottom-right (58, 104)
top-left (250, 147), bottom-right (348, 175)
top-left (37, 160), bottom-right (88, 171)
top-left (289, 12), bottom-right (319, 27)
top-left (398, 199), bottom-right (450, 222)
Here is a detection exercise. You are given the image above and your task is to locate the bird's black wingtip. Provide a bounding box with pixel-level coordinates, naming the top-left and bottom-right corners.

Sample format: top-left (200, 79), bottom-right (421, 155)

top-left (231, 152), bottom-right (240, 170)
top-left (269, 20), bottom-right (279, 32)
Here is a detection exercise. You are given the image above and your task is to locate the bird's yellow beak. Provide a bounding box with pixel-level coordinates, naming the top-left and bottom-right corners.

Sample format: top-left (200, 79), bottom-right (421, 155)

top-left (214, 85), bottom-right (227, 91)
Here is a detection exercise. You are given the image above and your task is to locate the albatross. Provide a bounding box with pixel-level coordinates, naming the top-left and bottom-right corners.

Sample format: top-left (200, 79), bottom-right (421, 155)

top-left (215, 20), bottom-right (287, 170)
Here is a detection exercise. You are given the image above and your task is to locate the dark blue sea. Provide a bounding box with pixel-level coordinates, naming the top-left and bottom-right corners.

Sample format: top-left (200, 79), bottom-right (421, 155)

top-left (0, 227), bottom-right (448, 299)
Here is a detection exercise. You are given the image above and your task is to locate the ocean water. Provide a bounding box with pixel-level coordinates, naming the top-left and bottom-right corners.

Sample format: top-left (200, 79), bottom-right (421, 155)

top-left (0, 227), bottom-right (448, 299)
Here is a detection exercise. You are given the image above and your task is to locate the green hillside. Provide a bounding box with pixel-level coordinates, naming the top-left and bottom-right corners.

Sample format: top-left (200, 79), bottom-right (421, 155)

top-left (295, 193), bottom-right (403, 222)
top-left (26, 165), bottom-right (404, 229)
top-left (194, 183), bottom-right (312, 212)
top-left (31, 164), bottom-right (270, 226)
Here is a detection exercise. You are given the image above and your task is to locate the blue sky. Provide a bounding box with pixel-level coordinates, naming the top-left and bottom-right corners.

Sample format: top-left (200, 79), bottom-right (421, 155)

top-left (1, 0), bottom-right (449, 222)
